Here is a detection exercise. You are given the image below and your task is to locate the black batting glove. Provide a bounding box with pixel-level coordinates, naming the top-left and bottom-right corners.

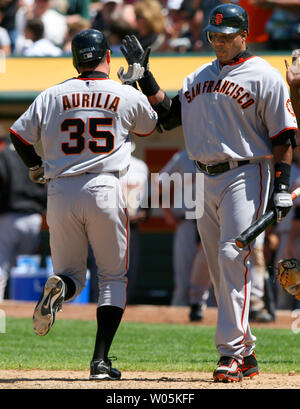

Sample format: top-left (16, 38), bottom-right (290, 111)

top-left (120, 35), bottom-right (151, 71)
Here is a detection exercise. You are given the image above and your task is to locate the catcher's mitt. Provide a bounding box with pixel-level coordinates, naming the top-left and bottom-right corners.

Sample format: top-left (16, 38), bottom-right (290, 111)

top-left (277, 258), bottom-right (300, 300)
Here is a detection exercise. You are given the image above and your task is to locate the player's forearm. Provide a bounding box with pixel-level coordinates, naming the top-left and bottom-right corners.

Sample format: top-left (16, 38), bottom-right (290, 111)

top-left (272, 144), bottom-right (293, 165)
top-left (148, 89), bottom-right (166, 106)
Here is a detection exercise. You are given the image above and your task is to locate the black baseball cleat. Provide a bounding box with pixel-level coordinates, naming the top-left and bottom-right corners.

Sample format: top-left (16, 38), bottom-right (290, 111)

top-left (33, 275), bottom-right (65, 336)
top-left (213, 356), bottom-right (243, 382)
top-left (189, 304), bottom-right (204, 322)
top-left (240, 352), bottom-right (260, 378)
top-left (89, 359), bottom-right (121, 380)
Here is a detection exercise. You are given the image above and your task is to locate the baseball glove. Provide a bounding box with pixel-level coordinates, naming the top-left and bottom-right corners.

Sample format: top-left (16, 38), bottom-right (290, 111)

top-left (277, 258), bottom-right (300, 300)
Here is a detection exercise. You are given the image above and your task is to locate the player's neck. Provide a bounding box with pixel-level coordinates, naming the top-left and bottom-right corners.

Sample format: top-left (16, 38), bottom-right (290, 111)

top-left (219, 49), bottom-right (253, 67)
top-left (78, 71), bottom-right (109, 79)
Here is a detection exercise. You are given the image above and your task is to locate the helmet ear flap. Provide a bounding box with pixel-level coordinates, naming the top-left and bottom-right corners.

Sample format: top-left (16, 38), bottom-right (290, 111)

top-left (206, 32), bottom-right (212, 44)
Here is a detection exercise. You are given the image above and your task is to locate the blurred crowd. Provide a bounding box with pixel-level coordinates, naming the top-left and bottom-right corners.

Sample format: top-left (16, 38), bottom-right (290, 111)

top-left (0, 0), bottom-right (299, 57)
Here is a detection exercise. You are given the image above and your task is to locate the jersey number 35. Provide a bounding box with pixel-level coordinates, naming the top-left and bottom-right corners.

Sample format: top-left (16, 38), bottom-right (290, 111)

top-left (60, 117), bottom-right (114, 155)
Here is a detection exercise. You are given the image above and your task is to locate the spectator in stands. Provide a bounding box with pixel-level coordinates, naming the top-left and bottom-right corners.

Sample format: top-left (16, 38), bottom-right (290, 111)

top-left (0, 129), bottom-right (47, 303)
top-left (53, 0), bottom-right (91, 31)
top-left (33, 0), bottom-right (67, 46)
top-left (134, 0), bottom-right (167, 52)
top-left (108, 19), bottom-right (134, 55)
top-left (63, 16), bottom-right (91, 54)
top-left (65, 0), bottom-right (91, 22)
top-left (165, 0), bottom-right (222, 53)
top-left (251, 0), bottom-right (300, 50)
top-left (173, 2), bottom-right (204, 53)
top-left (91, 0), bottom-right (125, 36)
top-left (0, 0), bottom-right (17, 51)
top-left (15, 0), bottom-right (67, 53)
top-left (0, 9), bottom-right (11, 55)
top-left (160, 0), bottom-right (186, 52)
top-left (21, 18), bottom-right (63, 56)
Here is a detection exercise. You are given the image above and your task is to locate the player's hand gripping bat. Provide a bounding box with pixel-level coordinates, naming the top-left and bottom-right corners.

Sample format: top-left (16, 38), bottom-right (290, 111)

top-left (235, 187), bottom-right (300, 248)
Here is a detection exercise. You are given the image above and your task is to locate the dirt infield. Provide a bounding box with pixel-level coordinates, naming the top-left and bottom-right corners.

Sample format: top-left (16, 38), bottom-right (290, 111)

top-left (1, 301), bottom-right (299, 390)
top-left (0, 369), bottom-right (299, 390)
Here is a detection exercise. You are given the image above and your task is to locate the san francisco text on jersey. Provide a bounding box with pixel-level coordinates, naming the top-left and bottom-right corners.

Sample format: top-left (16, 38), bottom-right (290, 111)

top-left (184, 79), bottom-right (255, 110)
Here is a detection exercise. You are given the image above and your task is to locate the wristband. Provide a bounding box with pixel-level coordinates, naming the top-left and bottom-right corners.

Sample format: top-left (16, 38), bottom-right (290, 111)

top-left (138, 71), bottom-right (160, 96)
top-left (274, 162), bottom-right (291, 192)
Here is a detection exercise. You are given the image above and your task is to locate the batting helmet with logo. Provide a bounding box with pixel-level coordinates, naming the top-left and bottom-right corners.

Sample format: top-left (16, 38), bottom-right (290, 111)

top-left (204, 3), bottom-right (249, 43)
top-left (72, 29), bottom-right (110, 71)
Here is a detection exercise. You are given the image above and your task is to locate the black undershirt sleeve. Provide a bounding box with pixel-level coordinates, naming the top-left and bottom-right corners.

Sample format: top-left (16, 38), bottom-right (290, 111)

top-left (10, 132), bottom-right (42, 168)
top-left (160, 94), bottom-right (182, 131)
top-left (271, 129), bottom-right (298, 148)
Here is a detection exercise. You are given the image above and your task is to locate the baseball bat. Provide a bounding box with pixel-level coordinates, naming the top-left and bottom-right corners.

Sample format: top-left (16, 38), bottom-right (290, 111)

top-left (235, 187), bottom-right (300, 249)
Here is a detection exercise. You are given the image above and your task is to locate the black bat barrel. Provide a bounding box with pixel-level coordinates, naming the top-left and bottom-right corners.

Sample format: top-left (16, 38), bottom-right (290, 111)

top-left (235, 209), bottom-right (276, 248)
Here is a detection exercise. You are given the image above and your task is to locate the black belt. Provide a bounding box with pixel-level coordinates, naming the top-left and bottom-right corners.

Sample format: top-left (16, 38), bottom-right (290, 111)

top-left (195, 160), bottom-right (250, 175)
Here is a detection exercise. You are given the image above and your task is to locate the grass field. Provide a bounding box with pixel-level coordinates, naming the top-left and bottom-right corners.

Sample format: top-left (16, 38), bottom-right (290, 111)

top-left (0, 317), bottom-right (299, 373)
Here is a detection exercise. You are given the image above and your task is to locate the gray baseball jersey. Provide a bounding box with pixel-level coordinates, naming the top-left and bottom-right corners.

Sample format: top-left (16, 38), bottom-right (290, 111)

top-left (10, 78), bottom-right (157, 179)
top-left (179, 56), bottom-right (297, 163)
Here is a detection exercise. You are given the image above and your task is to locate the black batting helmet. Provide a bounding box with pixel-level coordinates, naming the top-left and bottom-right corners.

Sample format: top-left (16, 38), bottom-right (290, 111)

top-left (72, 29), bottom-right (109, 71)
top-left (204, 3), bottom-right (248, 43)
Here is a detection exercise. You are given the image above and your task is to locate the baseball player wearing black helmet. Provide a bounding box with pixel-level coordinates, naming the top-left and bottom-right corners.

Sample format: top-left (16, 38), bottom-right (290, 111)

top-left (119, 3), bottom-right (298, 382)
top-left (72, 29), bottom-right (110, 72)
top-left (10, 29), bottom-right (157, 380)
top-left (204, 3), bottom-right (249, 41)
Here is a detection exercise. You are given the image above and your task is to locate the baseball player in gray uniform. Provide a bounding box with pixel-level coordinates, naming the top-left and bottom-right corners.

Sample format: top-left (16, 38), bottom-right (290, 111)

top-left (123, 147), bottom-right (150, 302)
top-left (9, 29), bottom-right (157, 380)
top-left (120, 3), bottom-right (298, 382)
top-left (158, 149), bottom-right (211, 320)
top-left (159, 150), bottom-right (199, 306)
